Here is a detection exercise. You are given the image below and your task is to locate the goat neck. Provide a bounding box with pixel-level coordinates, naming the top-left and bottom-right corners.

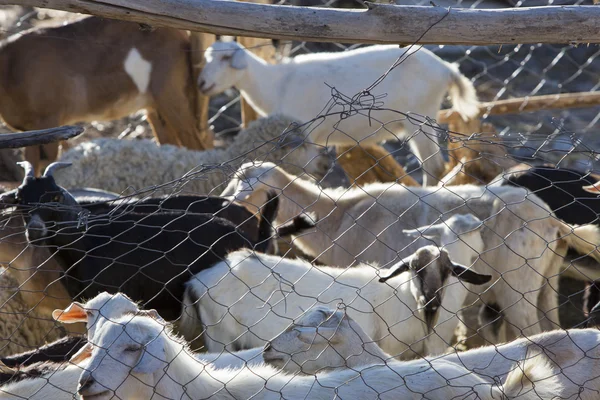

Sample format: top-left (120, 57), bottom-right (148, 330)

top-left (235, 53), bottom-right (282, 117)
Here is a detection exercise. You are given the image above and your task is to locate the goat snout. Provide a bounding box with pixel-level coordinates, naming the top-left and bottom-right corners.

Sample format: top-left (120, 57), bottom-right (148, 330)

top-left (77, 374), bottom-right (96, 394)
top-left (198, 79), bottom-right (216, 95)
top-left (25, 214), bottom-right (48, 241)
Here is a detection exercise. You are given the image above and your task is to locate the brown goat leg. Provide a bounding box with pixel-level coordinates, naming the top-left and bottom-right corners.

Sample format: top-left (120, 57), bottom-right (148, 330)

top-left (23, 143), bottom-right (58, 177)
top-left (146, 110), bottom-right (181, 146)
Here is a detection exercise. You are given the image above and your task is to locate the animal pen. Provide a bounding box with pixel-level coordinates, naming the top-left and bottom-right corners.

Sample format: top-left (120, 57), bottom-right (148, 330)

top-left (0, 0), bottom-right (599, 398)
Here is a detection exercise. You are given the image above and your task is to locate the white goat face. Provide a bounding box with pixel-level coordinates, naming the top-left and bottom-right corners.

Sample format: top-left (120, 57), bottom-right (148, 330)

top-left (221, 162), bottom-right (277, 205)
top-left (77, 317), bottom-right (166, 400)
top-left (263, 307), bottom-right (354, 374)
top-left (198, 41), bottom-right (247, 96)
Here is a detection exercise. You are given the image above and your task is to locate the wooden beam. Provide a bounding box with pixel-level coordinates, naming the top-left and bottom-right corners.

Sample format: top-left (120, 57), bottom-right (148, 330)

top-left (190, 32), bottom-right (215, 142)
top-left (0, 126), bottom-right (84, 149)
top-left (5, 0), bottom-right (600, 45)
top-left (438, 91), bottom-right (600, 124)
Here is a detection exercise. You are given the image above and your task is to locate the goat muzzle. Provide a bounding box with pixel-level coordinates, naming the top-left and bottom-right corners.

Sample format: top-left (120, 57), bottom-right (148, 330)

top-left (25, 214), bottom-right (48, 241)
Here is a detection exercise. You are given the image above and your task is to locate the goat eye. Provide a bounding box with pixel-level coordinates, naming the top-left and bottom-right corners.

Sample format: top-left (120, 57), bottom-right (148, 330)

top-left (124, 346), bottom-right (141, 352)
top-left (52, 195), bottom-right (61, 202)
top-left (222, 55), bottom-right (232, 61)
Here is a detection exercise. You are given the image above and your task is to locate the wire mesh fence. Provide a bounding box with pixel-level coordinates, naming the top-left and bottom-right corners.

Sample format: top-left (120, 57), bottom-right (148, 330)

top-left (0, 1), bottom-right (599, 399)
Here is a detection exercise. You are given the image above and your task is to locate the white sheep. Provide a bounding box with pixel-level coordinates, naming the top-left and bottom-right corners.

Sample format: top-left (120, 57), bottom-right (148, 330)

top-left (75, 313), bottom-right (556, 400)
top-left (180, 245), bottom-right (491, 359)
top-left (221, 162), bottom-right (600, 340)
top-left (52, 114), bottom-right (332, 195)
top-left (0, 268), bottom-right (64, 358)
top-left (199, 41), bottom-right (479, 185)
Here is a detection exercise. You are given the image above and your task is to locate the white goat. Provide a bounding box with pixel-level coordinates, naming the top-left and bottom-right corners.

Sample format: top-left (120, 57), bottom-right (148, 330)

top-left (402, 214), bottom-right (484, 355)
top-left (76, 314), bottom-right (555, 400)
top-left (52, 292), bottom-right (265, 369)
top-left (221, 162), bottom-right (600, 340)
top-left (199, 41), bottom-right (479, 185)
top-left (181, 245), bottom-right (491, 359)
top-left (266, 306), bottom-right (600, 400)
top-left (263, 306), bottom-right (391, 374)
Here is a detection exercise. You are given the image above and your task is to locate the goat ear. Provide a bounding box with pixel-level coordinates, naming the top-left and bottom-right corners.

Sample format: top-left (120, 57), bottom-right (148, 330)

top-left (133, 335), bottom-right (167, 375)
top-left (70, 343), bottom-right (93, 365)
top-left (583, 182), bottom-right (600, 194)
top-left (137, 309), bottom-right (165, 323)
top-left (53, 302), bottom-right (87, 323)
top-left (378, 258), bottom-right (411, 283)
top-left (296, 326), bottom-right (341, 345)
top-left (403, 223), bottom-right (444, 241)
top-left (451, 263), bottom-right (491, 285)
top-left (230, 49), bottom-right (248, 70)
top-left (402, 228), bottom-right (438, 242)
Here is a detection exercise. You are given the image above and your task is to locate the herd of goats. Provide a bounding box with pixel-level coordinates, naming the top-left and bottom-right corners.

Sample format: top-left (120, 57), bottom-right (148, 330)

top-left (0, 9), bottom-right (600, 400)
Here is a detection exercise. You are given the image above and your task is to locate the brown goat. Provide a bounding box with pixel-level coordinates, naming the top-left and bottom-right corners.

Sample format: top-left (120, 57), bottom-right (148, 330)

top-left (0, 16), bottom-right (213, 175)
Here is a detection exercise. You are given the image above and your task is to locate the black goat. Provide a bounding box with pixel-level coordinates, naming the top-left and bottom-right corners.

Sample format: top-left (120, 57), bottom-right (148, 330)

top-left (1, 162), bottom-right (286, 320)
top-left (81, 194), bottom-right (262, 243)
top-left (499, 164), bottom-right (600, 225)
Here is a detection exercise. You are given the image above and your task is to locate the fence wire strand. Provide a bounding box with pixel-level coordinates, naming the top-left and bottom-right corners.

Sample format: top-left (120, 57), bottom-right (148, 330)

top-left (0, 2), bottom-right (599, 400)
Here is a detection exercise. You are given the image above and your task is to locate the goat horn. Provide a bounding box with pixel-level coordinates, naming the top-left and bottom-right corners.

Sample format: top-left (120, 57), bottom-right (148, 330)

top-left (17, 161), bottom-right (35, 179)
top-left (43, 162), bottom-right (73, 177)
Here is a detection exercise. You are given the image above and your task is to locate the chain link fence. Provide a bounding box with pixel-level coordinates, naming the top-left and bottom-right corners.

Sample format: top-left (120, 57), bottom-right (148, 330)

top-left (0, 1), bottom-right (599, 399)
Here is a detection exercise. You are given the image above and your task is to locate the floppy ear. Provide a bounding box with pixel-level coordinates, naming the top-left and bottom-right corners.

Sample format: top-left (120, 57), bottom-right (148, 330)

top-left (402, 228), bottom-right (438, 242)
top-left (403, 223), bottom-right (444, 242)
top-left (70, 342), bottom-right (93, 365)
top-left (457, 214), bottom-right (483, 232)
top-left (451, 263), bottom-right (491, 285)
top-left (53, 302), bottom-right (87, 323)
top-left (378, 256), bottom-right (413, 283)
top-left (133, 335), bottom-right (167, 375)
top-left (583, 182), bottom-right (600, 194)
top-left (230, 49), bottom-right (248, 70)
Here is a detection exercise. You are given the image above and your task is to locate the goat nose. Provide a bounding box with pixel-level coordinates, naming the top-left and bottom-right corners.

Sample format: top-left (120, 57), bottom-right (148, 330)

top-left (78, 376), bottom-right (95, 393)
top-left (264, 342), bottom-right (272, 352)
top-left (198, 79), bottom-right (205, 89)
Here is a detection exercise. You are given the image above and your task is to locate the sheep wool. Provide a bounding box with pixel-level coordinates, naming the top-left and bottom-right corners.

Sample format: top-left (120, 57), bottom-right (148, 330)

top-left (54, 115), bottom-right (331, 195)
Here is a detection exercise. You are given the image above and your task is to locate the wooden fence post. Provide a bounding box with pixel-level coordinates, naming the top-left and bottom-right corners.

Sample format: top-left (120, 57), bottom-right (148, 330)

top-left (190, 32), bottom-right (215, 147)
top-left (236, 0), bottom-right (277, 128)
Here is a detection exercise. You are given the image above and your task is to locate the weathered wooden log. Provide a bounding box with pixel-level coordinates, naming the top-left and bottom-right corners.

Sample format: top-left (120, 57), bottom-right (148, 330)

top-left (6, 0), bottom-right (600, 45)
top-left (0, 126), bottom-right (84, 149)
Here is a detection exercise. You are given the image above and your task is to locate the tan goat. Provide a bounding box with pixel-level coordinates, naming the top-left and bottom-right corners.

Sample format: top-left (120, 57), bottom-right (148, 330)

top-left (0, 16), bottom-right (213, 175)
